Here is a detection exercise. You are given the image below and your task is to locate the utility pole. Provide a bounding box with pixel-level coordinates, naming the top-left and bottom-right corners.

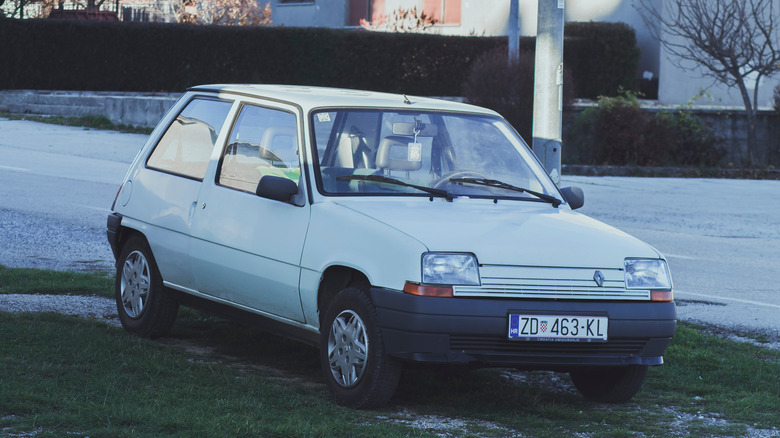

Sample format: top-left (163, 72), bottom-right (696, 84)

top-left (531, 0), bottom-right (564, 184)
top-left (508, 0), bottom-right (519, 63)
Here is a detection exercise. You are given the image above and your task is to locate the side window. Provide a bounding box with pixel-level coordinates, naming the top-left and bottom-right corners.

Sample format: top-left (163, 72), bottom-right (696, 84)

top-left (218, 105), bottom-right (299, 193)
top-left (147, 98), bottom-right (232, 180)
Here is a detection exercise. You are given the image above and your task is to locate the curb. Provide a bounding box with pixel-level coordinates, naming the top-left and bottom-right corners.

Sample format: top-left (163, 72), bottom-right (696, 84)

top-left (563, 164), bottom-right (780, 180)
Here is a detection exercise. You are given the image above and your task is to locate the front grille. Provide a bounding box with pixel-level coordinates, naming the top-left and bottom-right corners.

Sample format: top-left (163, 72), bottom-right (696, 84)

top-left (450, 335), bottom-right (646, 357)
top-left (454, 265), bottom-right (650, 300)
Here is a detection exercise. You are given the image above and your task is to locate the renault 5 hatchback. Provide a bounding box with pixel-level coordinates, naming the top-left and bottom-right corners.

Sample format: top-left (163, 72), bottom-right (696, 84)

top-left (107, 84), bottom-right (676, 408)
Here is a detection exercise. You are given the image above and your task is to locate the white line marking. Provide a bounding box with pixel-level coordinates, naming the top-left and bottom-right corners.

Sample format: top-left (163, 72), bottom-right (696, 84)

top-left (666, 254), bottom-right (698, 260)
top-left (0, 165), bottom-right (30, 172)
top-left (677, 291), bottom-right (780, 309)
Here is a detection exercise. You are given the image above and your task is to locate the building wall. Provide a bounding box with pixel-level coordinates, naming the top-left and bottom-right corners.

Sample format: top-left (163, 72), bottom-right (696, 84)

top-left (271, 0), bottom-right (349, 27)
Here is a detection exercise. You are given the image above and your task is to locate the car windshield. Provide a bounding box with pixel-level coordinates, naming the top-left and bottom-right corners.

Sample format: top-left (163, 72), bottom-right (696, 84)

top-left (311, 109), bottom-right (560, 203)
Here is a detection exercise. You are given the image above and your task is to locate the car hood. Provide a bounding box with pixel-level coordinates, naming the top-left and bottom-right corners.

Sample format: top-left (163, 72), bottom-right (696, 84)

top-left (332, 198), bottom-right (662, 268)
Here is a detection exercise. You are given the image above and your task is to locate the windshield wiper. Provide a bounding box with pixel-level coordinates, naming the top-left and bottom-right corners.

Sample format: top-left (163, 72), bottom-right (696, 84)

top-left (449, 177), bottom-right (561, 207)
top-left (337, 174), bottom-right (455, 201)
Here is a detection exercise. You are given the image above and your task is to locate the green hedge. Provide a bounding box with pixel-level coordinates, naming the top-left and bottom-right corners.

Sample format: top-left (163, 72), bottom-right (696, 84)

top-left (0, 18), bottom-right (638, 98)
top-left (564, 22), bottom-right (641, 98)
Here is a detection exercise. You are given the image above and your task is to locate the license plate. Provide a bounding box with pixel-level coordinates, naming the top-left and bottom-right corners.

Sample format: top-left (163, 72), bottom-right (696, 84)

top-left (508, 314), bottom-right (608, 342)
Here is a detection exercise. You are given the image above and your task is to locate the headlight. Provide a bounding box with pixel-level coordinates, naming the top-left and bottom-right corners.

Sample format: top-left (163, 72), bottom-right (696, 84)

top-left (624, 259), bottom-right (672, 290)
top-left (422, 253), bottom-right (480, 285)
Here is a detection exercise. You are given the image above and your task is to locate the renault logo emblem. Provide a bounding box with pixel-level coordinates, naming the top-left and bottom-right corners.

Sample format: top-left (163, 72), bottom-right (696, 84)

top-left (593, 271), bottom-right (605, 287)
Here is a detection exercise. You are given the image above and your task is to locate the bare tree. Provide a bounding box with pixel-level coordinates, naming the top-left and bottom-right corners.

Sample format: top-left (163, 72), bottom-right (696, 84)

top-left (637, 0), bottom-right (780, 166)
top-left (3, 0), bottom-right (58, 18)
top-left (360, 6), bottom-right (437, 33)
top-left (195, 0), bottom-right (271, 26)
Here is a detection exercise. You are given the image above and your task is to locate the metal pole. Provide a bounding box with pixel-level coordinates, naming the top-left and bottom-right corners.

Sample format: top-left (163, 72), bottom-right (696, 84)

top-left (531, 0), bottom-right (564, 184)
top-left (508, 0), bottom-right (519, 63)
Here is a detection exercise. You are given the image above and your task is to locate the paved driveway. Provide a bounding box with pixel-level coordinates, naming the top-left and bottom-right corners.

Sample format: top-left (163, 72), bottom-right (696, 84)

top-left (1, 117), bottom-right (778, 344)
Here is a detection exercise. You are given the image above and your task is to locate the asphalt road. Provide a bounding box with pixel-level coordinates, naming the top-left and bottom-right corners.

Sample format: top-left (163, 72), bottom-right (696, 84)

top-left (0, 118), bottom-right (145, 271)
top-left (1, 117), bottom-right (778, 344)
top-left (563, 175), bottom-right (780, 346)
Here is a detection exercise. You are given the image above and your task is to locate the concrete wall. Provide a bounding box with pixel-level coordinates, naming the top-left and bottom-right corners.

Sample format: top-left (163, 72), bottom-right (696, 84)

top-left (692, 109), bottom-right (780, 167)
top-left (564, 105), bottom-right (780, 167)
top-left (0, 90), bottom-right (179, 128)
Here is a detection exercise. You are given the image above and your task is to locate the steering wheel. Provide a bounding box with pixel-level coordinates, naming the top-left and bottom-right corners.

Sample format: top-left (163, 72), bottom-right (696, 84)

top-left (432, 170), bottom-right (488, 190)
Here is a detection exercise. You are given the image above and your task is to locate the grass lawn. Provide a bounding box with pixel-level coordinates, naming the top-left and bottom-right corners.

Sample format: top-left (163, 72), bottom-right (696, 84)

top-left (1, 265), bottom-right (778, 437)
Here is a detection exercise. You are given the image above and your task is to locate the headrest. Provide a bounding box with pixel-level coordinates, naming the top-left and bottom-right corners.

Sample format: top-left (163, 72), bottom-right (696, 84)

top-left (375, 136), bottom-right (423, 171)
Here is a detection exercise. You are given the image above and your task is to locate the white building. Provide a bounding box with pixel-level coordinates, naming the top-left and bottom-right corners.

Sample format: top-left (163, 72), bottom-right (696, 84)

top-left (269, 0), bottom-right (779, 108)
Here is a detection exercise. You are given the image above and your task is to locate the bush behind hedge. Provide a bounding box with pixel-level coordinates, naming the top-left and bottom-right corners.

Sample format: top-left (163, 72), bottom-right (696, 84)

top-left (1, 18), bottom-right (640, 98)
top-left (462, 46), bottom-right (576, 141)
top-left (565, 90), bottom-right (726, 167)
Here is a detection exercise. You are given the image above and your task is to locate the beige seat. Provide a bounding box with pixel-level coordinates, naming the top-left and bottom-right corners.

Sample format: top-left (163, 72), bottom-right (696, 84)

top-left (375, 136), bottom-right (422, 177)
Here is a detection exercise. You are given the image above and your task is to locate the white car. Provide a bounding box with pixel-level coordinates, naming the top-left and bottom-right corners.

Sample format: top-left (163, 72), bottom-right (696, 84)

top-left (107, 84), bottom-right (676, 408)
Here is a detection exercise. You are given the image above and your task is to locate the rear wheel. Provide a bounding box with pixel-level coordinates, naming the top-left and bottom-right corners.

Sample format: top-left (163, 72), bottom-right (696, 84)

top-left (115, 235), bottom-right (179, 338)
top-left (569, 365), bottom-right (648, 403)
top-left (320, 287), bottom-right (401, 409)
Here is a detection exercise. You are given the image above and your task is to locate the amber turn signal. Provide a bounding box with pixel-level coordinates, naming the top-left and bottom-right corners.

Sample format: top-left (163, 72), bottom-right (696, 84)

top-left (403, 282), bottom-right (454, 297)
top-left (650, 290), bottom-right (674, 302)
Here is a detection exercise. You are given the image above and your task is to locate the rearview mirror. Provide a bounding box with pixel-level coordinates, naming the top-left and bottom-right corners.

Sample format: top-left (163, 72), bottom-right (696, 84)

top-left (392, 122), bottom-right (438, 137)
top-left (256, 175), bottom-right (298, 203)
top-left (560, 186), bottom-right (584, 210)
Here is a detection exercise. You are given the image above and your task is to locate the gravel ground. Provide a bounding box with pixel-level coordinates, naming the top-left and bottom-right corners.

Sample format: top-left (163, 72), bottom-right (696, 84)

top-left (0, 294), bottom-right (120, 326)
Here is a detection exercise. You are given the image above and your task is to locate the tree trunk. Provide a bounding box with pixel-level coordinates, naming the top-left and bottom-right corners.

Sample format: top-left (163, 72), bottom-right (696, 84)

top-left (753, 73), bottom-right (763, 113)
top-left (735, 77), bottom-right (758, 167)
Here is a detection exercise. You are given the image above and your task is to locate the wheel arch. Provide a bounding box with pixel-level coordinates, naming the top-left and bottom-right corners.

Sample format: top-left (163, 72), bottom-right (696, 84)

top-left (317, 265), bottom-right (370, 325)
top-left (111, 224), bottom-right (148, 268)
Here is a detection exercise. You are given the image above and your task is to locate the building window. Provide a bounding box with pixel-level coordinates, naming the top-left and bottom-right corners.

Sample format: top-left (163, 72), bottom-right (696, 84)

top-left (349, 0), bottom-right (384, 26)
top-left (350, 0), bottom-right (459, 27)
top-left (423, 0), bottom-right (460, 25)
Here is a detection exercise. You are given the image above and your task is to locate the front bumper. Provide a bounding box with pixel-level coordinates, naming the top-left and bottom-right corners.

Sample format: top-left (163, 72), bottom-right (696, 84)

top-left (370, 287), bottom-right (676, 370)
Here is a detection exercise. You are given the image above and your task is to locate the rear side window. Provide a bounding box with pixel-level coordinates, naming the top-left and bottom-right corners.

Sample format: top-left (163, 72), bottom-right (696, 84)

top-left (147, 98), bottom-right (233, 180)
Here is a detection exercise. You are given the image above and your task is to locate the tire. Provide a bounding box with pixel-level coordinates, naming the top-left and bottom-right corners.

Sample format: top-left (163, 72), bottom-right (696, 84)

top-left (569, 365), bottom-right (648, 403)
top-left (115, 235), bottom-right (179, 339)
top-left (320, 287), bottom-right (401, 409)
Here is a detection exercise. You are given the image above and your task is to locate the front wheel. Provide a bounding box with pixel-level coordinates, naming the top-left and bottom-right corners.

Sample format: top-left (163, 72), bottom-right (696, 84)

top-left (320, 287), bottom-right (401, 409)
top-left (115, 235), bottom-right (179, 339)
top-left (569, 365), bottom-right (648, 403)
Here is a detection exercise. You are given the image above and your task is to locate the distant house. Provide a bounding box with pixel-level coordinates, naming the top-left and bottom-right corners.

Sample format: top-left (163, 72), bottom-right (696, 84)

top-left (270, 0), bottom-right (779, 108)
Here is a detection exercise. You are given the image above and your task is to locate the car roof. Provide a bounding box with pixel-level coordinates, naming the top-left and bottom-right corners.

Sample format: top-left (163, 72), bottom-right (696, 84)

top-left (187, 84), bottom-right (499, 116)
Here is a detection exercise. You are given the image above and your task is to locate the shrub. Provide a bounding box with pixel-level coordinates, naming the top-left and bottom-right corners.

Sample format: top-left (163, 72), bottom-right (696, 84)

top-left (564, 22), bottom-right (641, 99)
top-left (566, 90), bottom-right (725, 167)
top-left (462, 47), bottom-right (574, 141)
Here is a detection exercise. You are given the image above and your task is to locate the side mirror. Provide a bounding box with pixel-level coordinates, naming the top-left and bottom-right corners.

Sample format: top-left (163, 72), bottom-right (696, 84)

top-left (560, 186), bottom-right (584, 210)
top-left (256, 175), bottom-right (298, 203)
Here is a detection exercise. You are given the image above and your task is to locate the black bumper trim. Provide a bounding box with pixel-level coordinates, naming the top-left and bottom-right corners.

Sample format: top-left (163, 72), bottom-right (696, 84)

top-left (106, 213), bottom-right (123, 263)
top-left (370, 286), bottom-right (676, 369)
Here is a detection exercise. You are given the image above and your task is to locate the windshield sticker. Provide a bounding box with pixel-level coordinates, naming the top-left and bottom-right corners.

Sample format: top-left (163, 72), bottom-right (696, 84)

top-left (317, 113), bottom-right (331, 123)
top-left (408, 142), bottom-right (422, 162)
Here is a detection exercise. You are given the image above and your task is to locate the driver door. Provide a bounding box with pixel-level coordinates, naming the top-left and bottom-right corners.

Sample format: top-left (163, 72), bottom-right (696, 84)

top-left (189, 101), bottom-right (309, 323)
